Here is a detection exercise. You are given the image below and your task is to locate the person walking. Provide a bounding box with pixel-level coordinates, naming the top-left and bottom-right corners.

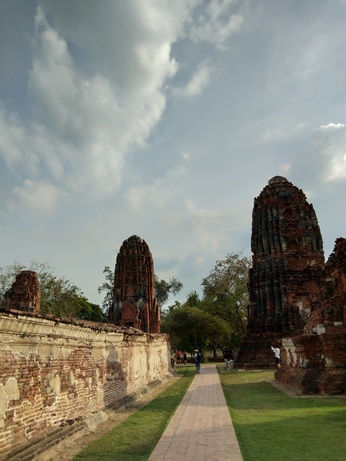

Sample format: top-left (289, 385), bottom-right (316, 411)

top-left (271, 345), bottom-right (281, 367)
top-left (194, 349), bottom-right (201, 373)
top-left (183, 350), bottom-right (187, 365)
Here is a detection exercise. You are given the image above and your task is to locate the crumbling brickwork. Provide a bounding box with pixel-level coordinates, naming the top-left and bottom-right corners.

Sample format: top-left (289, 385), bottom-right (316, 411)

top-left (109, 235), bottom-right (160, 333)
top-left (3, 270), bottom-right (40, 314)
top-left (277, 238), bottom-right (346, 394)
top-left (238, 176), bottom-right (325, 367)
top-left (247, 176), bottom-right (324, 335)
top-left (0, 312), bottom-right (170, 457)
top-left (239, 177), bottom-right (346, 394)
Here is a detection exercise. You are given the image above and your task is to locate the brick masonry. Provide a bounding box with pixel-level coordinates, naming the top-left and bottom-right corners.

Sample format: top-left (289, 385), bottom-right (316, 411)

top-left (238, 177), bottom-right (346, 394)
top-left (0, 312), bottom-right (171, 457)
top-left (109, 235), bottom-right (160, 334)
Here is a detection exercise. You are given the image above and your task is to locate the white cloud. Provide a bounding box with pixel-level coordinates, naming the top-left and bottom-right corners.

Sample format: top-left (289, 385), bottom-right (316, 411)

top-left (290, 122), bottom-right (346, 189)
top-left (7, 179), bottom-right (62, 212)
top-left (317, 123), bottom-right (346, 182)
top-left (126, 158), bottom-right (188, 210)
top-left (261, 123), bottom-right (306, 144)
top-left (0, 1), bottom-right (247, 212)
top-left (1, 2), bottom-right (199, 207)
top-left (174, 61), bottom-right (213, 97)
top-left (162, 200), bottom-right (249, 252)
top-left (189, 0), bottom-right (244, 49)
top-left (0, 107), bottom-right (39, 176)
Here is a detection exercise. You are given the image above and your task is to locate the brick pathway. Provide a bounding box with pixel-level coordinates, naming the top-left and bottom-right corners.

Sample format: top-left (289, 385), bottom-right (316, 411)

top-left (148, 364), bottom-right (243, 461)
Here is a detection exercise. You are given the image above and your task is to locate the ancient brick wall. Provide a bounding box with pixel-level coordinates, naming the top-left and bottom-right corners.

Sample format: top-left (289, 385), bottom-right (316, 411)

top-left (0, 312), bottom-right (170, 457)
top-left (277, 334), bottom-right (346, 394)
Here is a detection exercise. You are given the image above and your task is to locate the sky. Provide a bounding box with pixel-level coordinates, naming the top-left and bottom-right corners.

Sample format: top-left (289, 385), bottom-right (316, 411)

top-left (1, 0), bottom-right (346, 308)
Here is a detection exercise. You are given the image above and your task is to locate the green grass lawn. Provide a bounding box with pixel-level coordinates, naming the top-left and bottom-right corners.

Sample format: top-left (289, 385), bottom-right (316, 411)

top-left (72, 366), bottom-right (196, 461)
top-left (218, 367), bottom-right (346, 461)
top-left (71, 365), bottom-right (345, 461)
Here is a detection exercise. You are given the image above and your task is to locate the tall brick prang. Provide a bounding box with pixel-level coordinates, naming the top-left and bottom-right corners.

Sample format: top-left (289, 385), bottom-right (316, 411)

top-left (109, 235), bottom-right (160, 333)
top-left (239, 176), bottom-right (346, 394)
top-left (248, 176), bottom-right (324, 335)
top-left (238, 176), bottom-right (325, 367)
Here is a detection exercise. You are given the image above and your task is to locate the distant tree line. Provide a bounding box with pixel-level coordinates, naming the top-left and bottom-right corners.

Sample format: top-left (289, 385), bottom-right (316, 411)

top-left (0, 261), bottom-right (105, 322)
top-left (1, 252), bottom-right (251, 356)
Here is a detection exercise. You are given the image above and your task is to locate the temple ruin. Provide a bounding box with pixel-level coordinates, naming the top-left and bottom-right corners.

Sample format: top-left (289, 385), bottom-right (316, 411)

top-left (238, 176), bottom-right (346, 394)
top-left (109, 235), bottom-right (160, 333)
top-left (277, 237), bottom-right (346, 394)
top-left (4, 270), bottom-right (41, 314)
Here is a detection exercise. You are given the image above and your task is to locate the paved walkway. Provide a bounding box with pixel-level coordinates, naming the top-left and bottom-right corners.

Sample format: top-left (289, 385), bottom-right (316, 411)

top-left (148, 364), bottom-right (243, 461)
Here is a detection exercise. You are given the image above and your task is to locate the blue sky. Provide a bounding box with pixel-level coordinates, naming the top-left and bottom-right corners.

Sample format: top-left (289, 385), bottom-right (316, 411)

top-left (1, 0), bottom-right (346, 307)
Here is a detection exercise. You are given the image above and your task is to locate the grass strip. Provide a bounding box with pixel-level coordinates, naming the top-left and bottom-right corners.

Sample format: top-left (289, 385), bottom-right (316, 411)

top-left (218, 367), bottom-right (346, 461)
top-left (72, 367), bottom-right (195, 461)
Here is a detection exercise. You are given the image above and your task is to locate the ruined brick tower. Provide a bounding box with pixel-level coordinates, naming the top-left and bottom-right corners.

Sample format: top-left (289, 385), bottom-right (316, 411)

top-left (248, 176), bottom-right (325, 335)
top-left (109, 235), bottom-right (160, 333)
top-left (4, 270), bottom-right (41, 314)
top-left (238, 176), bottom-right (325, 366)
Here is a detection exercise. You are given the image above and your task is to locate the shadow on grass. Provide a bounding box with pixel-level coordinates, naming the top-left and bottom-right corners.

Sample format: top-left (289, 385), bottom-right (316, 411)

top-left (231, 406), bottom-right (346, 461)
top-left (222, 380), bottom-right (346, 411)
top-left (72, 368), bottom-right (196, 461)
top-left (218, 369), bottom-right (346, 461)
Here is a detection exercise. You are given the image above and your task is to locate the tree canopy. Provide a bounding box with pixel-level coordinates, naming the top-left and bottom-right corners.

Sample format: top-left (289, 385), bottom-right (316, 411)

top-left (201, 252), bottom-right (251, 349)
top-left (162, 252), bottom-right (251, 355)
top-left (154, 275), bottom-right (183, 306)
top-left (161, 299), bottom-right (232, 355)
top-left (97, 266), bottom-right (114, 313)
top-left (0, 261), bottom-right (104, 321)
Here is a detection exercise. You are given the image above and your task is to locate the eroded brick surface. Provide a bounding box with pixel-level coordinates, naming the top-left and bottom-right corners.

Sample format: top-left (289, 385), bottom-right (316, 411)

top-left (3, 270), bottom-right (40, 314)
top-left (0, 313), bottom-right (170, 456)
top-left (109, 235), bottom-right (160, 333)
top-left (239, 177), bottom-right (346, 394)
top-left (247, 176), bottom-right (324, 335)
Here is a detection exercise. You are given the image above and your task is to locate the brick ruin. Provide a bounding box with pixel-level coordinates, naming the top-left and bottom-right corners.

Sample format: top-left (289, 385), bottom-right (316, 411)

top-left (0, 236), bottom-right (167, 457)
top-left (4, 270), bottom-right (41, 314)
top-left (238, 176), bottom-right (346, 394)
top-left (108, 235), bottom-right (160, 334)
top-left (0, 313), bottom-right (170, 458)
top-left (277, 237), bottom-right (346, 394)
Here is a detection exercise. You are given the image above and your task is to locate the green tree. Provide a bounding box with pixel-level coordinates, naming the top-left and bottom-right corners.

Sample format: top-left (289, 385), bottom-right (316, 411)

top-left (78, 299), bottom-right (106, 322)
top-left (201, 252), bottom-right (251, 350)
top-left (97, 266), bottom-right (114, 314)
top-left (0, 261), bottom-right (104, 320)
top-left (161, 295), bottom-right (232, 357)
top-left (154, 275), bottom-right (183, 306)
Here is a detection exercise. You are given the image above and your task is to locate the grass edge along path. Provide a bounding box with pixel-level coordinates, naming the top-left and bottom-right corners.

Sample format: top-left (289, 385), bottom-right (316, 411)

top-left (72, 367), bottom-right (196, 461)
top-left (218, 367), bottom-right (346, 461)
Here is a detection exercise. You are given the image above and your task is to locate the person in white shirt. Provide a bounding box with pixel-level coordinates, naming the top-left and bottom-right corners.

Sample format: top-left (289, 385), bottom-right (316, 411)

top-left (271, 345), bottom-right (281, 367)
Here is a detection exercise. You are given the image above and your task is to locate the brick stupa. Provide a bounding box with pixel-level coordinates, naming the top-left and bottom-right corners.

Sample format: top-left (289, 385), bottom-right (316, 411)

top-left (109, 235), bottom-right (160, 333)
top-left (238, 176), bottom-right (325, 366)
